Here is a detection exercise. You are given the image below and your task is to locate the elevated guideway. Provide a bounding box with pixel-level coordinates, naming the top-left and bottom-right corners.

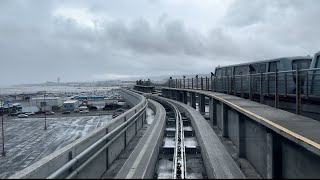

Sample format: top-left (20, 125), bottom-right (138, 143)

top-left (162, 87), bottom-right (320, 178)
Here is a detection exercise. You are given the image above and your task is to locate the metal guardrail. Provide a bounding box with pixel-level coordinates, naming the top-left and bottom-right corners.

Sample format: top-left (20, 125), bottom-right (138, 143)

top-left (163, 68), bottom-right (320, 115)
top-left (150, 96), bottom-right (186, 179)
top-left (46, 100), bottom-right (148, 179)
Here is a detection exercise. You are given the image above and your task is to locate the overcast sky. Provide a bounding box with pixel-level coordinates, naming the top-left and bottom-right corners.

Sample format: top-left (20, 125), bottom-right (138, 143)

top-left (1, 0), bottom-right (320, 86)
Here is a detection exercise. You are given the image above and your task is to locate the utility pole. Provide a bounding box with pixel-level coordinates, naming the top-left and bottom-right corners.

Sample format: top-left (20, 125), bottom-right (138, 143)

top-left (1, 115), bottom-right (5, 156)
top-left (44, 93), bottom-right (47, 130)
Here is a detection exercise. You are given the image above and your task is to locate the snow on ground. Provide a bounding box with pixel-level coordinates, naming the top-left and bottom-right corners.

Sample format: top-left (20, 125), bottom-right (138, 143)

top-left (0, 115), bottom-right (112, 178)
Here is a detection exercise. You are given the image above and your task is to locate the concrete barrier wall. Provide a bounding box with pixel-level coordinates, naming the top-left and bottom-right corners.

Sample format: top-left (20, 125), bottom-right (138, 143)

top-left (282, 137), bottom-right (320, 178)
top-left (165, 98), bottom-right (245, 179)
top-left (115, 99), bottom-right (166, 179)
top-left (242, 115), bottom-right (267, 178)
top-left (9, 89), bottom-right (146, 179)
top-left (227, 108), bottom-right (239, 149)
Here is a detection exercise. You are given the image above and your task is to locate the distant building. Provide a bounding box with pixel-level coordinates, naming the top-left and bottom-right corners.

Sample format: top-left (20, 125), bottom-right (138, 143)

top-left (30, 97), bottom-right (62, 111)
top-left (74, 95), bottom-right (105, 101)
top-left (63, 100), bottom-right (80, 110)
top-left (105, 99), bottom-right (118, 105)
top-left (22, 106), bottom-right (39, 113)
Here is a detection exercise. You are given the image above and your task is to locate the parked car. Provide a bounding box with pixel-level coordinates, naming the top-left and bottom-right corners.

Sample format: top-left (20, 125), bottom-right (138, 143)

top-left (45, 111), bottom-right (54, 115)
top-left (8, 113), bottom-right (19, 116)
top-left (61, 111), bottom-right (71, 114)
top-left (74, 108), bottom-right (80, 113)
top-left (18, 114), bottom-right (28, 118)
top-left (25, 112), bottom-right (35, 116)
top-left (88, 105), bottom-right (98, 111)
top-left (80, 110), bottom-right (89, 114)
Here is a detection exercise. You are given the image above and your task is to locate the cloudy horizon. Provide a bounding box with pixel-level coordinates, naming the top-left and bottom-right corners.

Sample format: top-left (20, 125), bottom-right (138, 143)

top-left (1, 0), bottom-right (320, 86)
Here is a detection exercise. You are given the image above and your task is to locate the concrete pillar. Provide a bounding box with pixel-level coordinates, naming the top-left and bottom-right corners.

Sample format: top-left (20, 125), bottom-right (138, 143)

top-left (178, 91), bottom-right (183, 102)
top-left (170, 90), bottom-right (174, 99)
top-left (221, 103), bottom-right (228, 137)
top-left (175, 91), bottom-right (179, 101)
top-left (183, 91), bottom-right (188, 104)
top-left (267, 131), bottom-right (274, 179)
top-left (199, 94), bottom-right (206, 114)
top-left (190, 92), bottom-right (196, 109)
top-left (238, 115), bottom-right (245, 158)
top-left (209, 97), bottom-right (217, 125)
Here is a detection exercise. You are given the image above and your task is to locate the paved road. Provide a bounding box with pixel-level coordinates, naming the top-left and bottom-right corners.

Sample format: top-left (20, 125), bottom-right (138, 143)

top-left (0, 115), bottom-right (113, 178)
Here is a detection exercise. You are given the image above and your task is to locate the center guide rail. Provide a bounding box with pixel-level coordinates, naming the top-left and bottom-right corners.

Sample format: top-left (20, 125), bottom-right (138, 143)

top-left (150, 96), bottom-right (186, 179)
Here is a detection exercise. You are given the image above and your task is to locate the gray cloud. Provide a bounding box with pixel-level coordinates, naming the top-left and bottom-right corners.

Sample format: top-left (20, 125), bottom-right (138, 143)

top-left (0, 0), bottom-right (320, 86)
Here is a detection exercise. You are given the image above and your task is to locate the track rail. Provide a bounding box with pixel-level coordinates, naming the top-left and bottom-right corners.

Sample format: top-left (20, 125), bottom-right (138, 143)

top-left (150, 96), bottom-right (186, 179)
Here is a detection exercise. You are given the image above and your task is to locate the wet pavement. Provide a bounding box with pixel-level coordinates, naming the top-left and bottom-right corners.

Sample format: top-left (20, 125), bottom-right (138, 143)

top-left (0, 115), bottom-right (112, 178)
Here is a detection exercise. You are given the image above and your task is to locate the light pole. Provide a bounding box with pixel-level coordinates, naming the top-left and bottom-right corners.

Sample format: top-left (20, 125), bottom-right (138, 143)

top-left (44, 93), bottom-right (47, 130)
top-left (1, 114), bottom-right (5, 156)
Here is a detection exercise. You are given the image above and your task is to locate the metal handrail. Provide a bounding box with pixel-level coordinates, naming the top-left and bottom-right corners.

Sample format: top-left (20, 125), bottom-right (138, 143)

top-left (47, 100), bottom-right (148, 179)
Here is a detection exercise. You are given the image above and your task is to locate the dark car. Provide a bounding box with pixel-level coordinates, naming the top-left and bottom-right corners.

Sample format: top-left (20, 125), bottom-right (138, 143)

top-left (88, 105), bottom-right (98, 111)
top-left (8, 113), bottom-right (19, 116)
top-left (61, 111), bottom-right (71, 114)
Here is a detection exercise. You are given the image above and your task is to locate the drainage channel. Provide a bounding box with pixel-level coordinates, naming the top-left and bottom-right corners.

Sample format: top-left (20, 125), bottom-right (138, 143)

top-left (152, 97), bottom-right (207, 179)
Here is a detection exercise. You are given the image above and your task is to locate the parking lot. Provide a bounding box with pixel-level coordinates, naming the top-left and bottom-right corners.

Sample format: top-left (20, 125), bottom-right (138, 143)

top-left (0, 114), bottom-right (113, 178)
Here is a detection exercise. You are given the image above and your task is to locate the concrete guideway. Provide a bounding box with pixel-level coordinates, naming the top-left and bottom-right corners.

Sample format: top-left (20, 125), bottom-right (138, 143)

top-left (164, 97), bottom-right (245, 179)
top-left (116, 92), bottom-right (244, 179)
top-left (163, 87), bottom-right (320, 178)
top-left (115, 99), bottom-right (166, 179)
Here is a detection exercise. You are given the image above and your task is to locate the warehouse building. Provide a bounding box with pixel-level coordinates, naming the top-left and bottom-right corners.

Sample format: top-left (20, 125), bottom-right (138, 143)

top-left (63, 100), bottom-right (80, 110)
top-left (30, 97), bottom-right (62, 111)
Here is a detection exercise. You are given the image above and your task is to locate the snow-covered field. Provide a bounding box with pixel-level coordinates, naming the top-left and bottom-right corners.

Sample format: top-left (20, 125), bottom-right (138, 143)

top-left (0, 115), bottom-right (112, 178)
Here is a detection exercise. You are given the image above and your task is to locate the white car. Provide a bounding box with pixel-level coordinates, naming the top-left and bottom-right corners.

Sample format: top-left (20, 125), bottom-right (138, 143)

top-left (18, 114), bottom-right (28, 118)
top-left (80, 110), bottom-right (89, 113)
top-left (45, 111), bottom-right (54, 115)
top-left (25, 112), bottom-right (35, 116)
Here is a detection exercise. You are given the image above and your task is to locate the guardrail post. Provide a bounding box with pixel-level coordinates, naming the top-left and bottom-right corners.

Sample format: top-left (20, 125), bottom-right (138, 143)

top-left (241, 75), bottom-right (244, 98)
top-left (233, 75), bottom-right (236, 96)
top-left (267, 74), bottom-right (270, 96)
top-left (196, 77), bottom-right (199, 89)
top-left (183, 78), bottom-right (185, 89)
top-left (260, 73), bottom-right (264, 103)
top-left (296, 69), bottom-right (301, 115)
top-left (227, 76), bottom-right (230, 94)
top-left (249, 73), bottom-right (252, 100)
top-left (201, 77), bottom-right (203, 90)
top-left (210, 76), bottom-right (213, 91)
top-left (192, 78), bottom-right (194, 89)
top-left (306, 72), bottom-right (309, 99)
top-left (187, 78), bottom-right (190, 89)
top-left (284, 73), bottom-right (287, 97)
top-left (275, 70), bottom-right (279, 108)
top-left (205, 77), bottom-right (208, 90)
